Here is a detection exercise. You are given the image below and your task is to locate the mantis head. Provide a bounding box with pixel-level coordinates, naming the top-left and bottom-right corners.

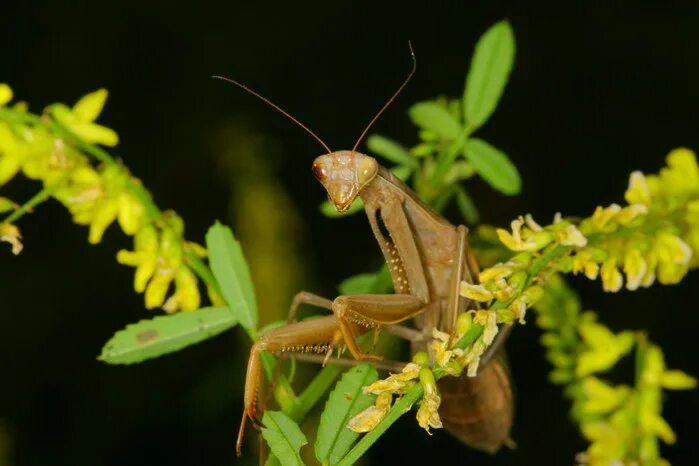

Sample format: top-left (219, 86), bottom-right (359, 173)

top-left (312, 151), bottom-right (378, 212)
top-left (213, 43), bottom-right (414, 215)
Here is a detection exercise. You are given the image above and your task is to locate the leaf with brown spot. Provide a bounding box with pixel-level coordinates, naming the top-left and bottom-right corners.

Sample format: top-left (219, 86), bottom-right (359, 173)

top-left (99, 306), bottom-right (235, 364)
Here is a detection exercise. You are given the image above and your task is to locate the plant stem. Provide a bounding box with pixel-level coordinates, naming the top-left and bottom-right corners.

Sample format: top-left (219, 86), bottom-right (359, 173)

top-left (2, 180), bottom-right (64, 224)
top-left (336, 384), bottom-right (424, 466)
top-left (290, 365), bottom-right (344, 422)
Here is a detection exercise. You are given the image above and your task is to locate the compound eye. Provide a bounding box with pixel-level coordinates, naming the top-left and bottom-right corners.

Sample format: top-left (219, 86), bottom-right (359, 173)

top-left (357, 157), bottom-right (378, 185)
top-left (312, 163), bottom-right (326, 181)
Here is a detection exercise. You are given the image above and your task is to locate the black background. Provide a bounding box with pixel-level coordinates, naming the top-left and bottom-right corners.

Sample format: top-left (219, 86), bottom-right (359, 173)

top-left (1, 1), bottom-right (698, 465)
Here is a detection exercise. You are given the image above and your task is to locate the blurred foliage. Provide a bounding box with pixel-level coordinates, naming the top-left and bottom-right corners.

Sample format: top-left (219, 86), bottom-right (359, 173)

top-left (0, 18), bottom-right (696, 466)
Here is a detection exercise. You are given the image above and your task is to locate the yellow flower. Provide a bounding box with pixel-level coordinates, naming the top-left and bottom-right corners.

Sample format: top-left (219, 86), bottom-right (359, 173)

top-left (580, 377), bottom-right (628, 414)
top-left (615, 204), bottom-right (648, 225)
top-left (524, 213), bottom-right (543, 231)
top-left (591, 204), bottom-right (621, 230)
top-left (88, 198), bottom-right (119, 244)
top-left (478, 263), bottom-right (514, 282)
top-left (600, 258), bottom-right (623, 292)
top-left (416, 368), bottom-right (442, 433)
top-left (363, 363), bottom-right (420, 395)
top-left (348, 392), bottom-right (393, 433)
top-left (50, 89), bottom-right (119, 147)
top-left (0, 223), bottom-right (23, 254)
top-left (654, 232), bottom-right (691, 265)
top-left (556, 224), bottom-right (588, 247)
top-left (117, 192), bottom-right (145, 235)
top-left (0, 83), bottom-right (13, 106)
top-left (660, 148), bottom-right (699, 195)
top-left (625, 171), bottom-right (652, 206)
top-left (572, 251), bottom-right (600, 280)
top-left (459, 281), bottom-right (493, 302)
top-left (473, 310), bottom-right (498, 346)
top-left (430, 328), bottom-right (452, 367)
top-left (117, 226), bottom-right (159, 292)
top-left (623, 248), bottom-right (647, 291)
top-left (641, 250), bottom-right (657, 288)
top-left (162, 266), bottom-right (201, 312)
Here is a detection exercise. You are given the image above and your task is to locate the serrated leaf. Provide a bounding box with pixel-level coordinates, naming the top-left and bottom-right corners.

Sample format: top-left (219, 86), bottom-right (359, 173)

top-left (206, 222), bottom-right (258, 332)
top-left (463, 138), bottom-right (521, 195)
top-left (73, 88), bottom-right (108, 122)
top-left (261, 411), bottom-right (308, 466)
top-left (409, 102), bottom-right (461, 140)
top-left (366, 134), bottom-right (417, 167)
top-left (338, 265), bottom-right (393, 295)
top-left (464, 21), bottom-right (515, 129)
top-left (315, 364), bottom-right (378, 465)
top-left (99, 306), bottom-right (234, 364)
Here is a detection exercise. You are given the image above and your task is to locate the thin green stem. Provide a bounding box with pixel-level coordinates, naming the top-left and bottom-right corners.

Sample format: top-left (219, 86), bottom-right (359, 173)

top-left (290, 365), bottom-right (344, 422)
top-left (2, 179), bottom-right (64, 224)
top-left (336, 384), bottom-right (424, 466)
top-left (432, 127), bottom-right (471, 187)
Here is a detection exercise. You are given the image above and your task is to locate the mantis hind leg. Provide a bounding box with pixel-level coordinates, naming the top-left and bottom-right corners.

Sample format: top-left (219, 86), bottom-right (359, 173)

top-left (237, 315), bottom-right (343, 456)
top-left (332, 293), bottom-right (426, 360)
top-left (287, 291), bottom-right (333, 322)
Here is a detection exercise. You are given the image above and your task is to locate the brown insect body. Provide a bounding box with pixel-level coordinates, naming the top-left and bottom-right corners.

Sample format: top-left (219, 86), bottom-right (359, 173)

top-left (220, 47), bottom-right (514, 456)
top-left (358, 162), bottom-right (514, 451)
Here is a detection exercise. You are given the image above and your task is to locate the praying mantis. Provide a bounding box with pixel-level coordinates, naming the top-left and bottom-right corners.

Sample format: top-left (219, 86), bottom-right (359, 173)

top-left (216, 44), bottom-right (514, 457)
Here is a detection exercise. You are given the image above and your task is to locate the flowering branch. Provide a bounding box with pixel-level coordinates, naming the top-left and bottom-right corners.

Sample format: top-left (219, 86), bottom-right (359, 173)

top-left (0, 84), bottom-right (219, 311)
top-left (349, 149), bottom-right (697, 465)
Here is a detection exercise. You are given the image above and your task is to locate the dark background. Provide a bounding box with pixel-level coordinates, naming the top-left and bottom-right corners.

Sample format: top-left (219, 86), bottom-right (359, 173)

top-left (1, 1), bottom-right (698, 465)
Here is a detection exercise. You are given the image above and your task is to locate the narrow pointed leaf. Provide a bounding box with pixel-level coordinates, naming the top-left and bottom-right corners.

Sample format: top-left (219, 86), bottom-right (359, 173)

top-left (315, 364), bottom-right (378, 465)
top-left (261, 411), bottom-right (308, 466)
top-left (463, 138), bottom-right (521, 195)
top-left (408, 102), bottom-right (461, 140)
top-left (464, 20), bottom-right (515, 129)
top-left (366, 134), bottom-right (417, 167)
top-left (206, 222), bottom-right (258, 332)
top-left (99, 306), bottom-right (234, 364)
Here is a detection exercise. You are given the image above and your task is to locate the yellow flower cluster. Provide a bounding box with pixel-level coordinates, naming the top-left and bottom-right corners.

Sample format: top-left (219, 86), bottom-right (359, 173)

top-left (571, 148), bottom-right (699, 291)
top-left (534, 275), bottom-right (696, 465)
top-left (0, 84), bottom-right (204, 311)
top-left (348, 310), bottom-right (498, 436)
top-left (576, 336), bottom-right (695, 466)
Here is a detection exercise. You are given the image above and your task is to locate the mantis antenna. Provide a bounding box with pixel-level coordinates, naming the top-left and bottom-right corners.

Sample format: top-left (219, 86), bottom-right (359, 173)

top-left (351, 41), bottom-right (417, 153)
top-left (212, 75), bottom-right (333, 154)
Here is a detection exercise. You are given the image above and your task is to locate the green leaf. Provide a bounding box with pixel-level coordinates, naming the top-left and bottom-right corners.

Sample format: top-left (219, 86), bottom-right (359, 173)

top-left (98, 306), bottom-right (234, 364)
top-left (261, 411), bottom-right (308, 466)
top-left (409, 102), bottom-right (461, 140)
top-left (73, 88), bottom-right (108, 122)
top-left (366, 134), bottom-right (417, 167)
top-left (455, 186), bottom-right (480, 224)
top-left (463, 20), bottom-right (515, 129)
top-left (206, 222), bottom-right (258, 333)
top-left (463, 138), bottom-right (521, 195)
top-left (315, 364), bottom-right (378, 465)
top-left (338, 265), bottom-right (393, 294)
